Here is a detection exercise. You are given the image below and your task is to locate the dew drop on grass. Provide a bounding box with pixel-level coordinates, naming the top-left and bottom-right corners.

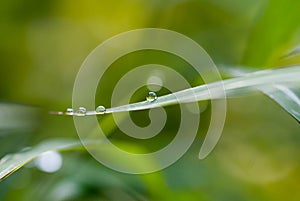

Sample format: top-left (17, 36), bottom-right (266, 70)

top-left (146, 91), bottom-right (158, 102)
top-left (65, 108), bottom-right (74, 115)
top-left (95, 105), bottom-right (106, 114)
top-left (76, 107), bottom-right (87, 116)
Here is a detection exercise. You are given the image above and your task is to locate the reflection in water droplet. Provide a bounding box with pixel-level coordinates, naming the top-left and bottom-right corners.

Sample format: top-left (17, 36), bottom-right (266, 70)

top-left (65, 108), bottom-right (74, 115)
top-left (146, 92), bottom-right (158, 102)
top-left (76, 107), bottom-right (87, 116)
top-left (95, 105), bottom-right (106, 114)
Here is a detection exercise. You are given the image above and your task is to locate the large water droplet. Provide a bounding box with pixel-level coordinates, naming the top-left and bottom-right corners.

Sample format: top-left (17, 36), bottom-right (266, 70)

top-left (146, 92), bottom-right (157, 102)
top-left (76, 107), bottom-right (87, 116)
top-left (95, 105), bottom-right (106, 114)
top-left (65, 108), bottom-right (74, 115)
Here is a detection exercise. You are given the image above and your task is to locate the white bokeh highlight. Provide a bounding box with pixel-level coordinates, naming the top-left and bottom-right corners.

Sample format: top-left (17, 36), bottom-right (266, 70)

top-left (35, 151), bottom-right (63, 173)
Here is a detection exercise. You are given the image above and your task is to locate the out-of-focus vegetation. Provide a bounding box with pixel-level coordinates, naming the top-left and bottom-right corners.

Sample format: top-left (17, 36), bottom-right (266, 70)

top-left (1, 0), bottom-right (300, 200)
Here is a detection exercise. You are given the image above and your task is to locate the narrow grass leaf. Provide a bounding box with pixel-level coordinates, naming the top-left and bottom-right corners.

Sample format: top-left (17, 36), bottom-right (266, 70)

top-left (0, 139), bottom-right (85, 181)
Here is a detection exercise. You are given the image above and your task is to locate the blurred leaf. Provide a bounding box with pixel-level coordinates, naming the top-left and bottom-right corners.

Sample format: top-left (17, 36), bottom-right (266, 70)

top-left (0, 103), bottom-right (41, 155)
top-left (0, 139), bottom-right (83, 182)
top-left (243, 0), bottom-right (300, 67)
top-left (0, 103), bottom-right (40, 135)
top-left (282, 45), bottom-right (300, 58)
top-left (0, 138), bottom-right (163, 183)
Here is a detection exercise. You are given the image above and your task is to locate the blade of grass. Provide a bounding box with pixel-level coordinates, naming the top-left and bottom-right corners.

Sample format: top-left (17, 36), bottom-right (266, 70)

top-left (220, 65), bottom-right (300, 122)
top-left (0, 138), bottom-right (162, 182)
top-left (104, 65), bottom-right (300, 114)
top-left (0, 139), bottom-right (89, 181)
top-left (52, 65), bottom-right (300, 122)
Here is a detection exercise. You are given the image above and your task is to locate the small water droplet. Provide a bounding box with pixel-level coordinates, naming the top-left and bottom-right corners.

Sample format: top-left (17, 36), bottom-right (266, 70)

top-left (65, 108), bottom-right (74, 115)
top-left (76, 107), bottom-right (87, 116)
top-left (146, 91), bottom-right (157, 102)
top-left (95, 105), bottom-right (106, 114)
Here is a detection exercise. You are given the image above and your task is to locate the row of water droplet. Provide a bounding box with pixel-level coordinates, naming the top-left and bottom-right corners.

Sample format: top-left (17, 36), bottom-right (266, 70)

top-left (63, 105), bottom-right (106, 116)
top-left (54, 92), bottom-right (158, 116)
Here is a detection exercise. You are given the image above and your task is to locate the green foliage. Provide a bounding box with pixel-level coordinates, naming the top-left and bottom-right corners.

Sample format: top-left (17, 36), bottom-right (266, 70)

top-left (0, 0), bottom-right (300, 201)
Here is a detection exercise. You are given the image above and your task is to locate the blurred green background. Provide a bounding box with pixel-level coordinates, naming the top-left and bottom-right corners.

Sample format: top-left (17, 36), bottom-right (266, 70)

top-left (1, 0), bottom-right (300, 200)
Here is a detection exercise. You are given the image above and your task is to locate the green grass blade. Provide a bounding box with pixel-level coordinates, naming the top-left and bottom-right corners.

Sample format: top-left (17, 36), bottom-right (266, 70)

top-left (0, 139), bottom-right (84, 181)
top-left (220, 65), bottom-right (300, 121)
top-left (105, 66), bottom-right (300, 114)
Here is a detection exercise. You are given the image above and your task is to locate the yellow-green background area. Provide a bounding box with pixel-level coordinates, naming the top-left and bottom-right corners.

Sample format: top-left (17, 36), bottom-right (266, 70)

top-left (1, 0), bottom-right (300, 200)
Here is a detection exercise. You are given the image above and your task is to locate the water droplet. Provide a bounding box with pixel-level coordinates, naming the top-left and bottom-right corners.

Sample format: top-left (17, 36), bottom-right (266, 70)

top-left (95, 105), bottom-right (106, 114)
top-left (146, 92), bottom-right (157, 102)
top-left (65, 108), bottom-right (74, 115)
top-left (76, 107), bottom-right (87, 116)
